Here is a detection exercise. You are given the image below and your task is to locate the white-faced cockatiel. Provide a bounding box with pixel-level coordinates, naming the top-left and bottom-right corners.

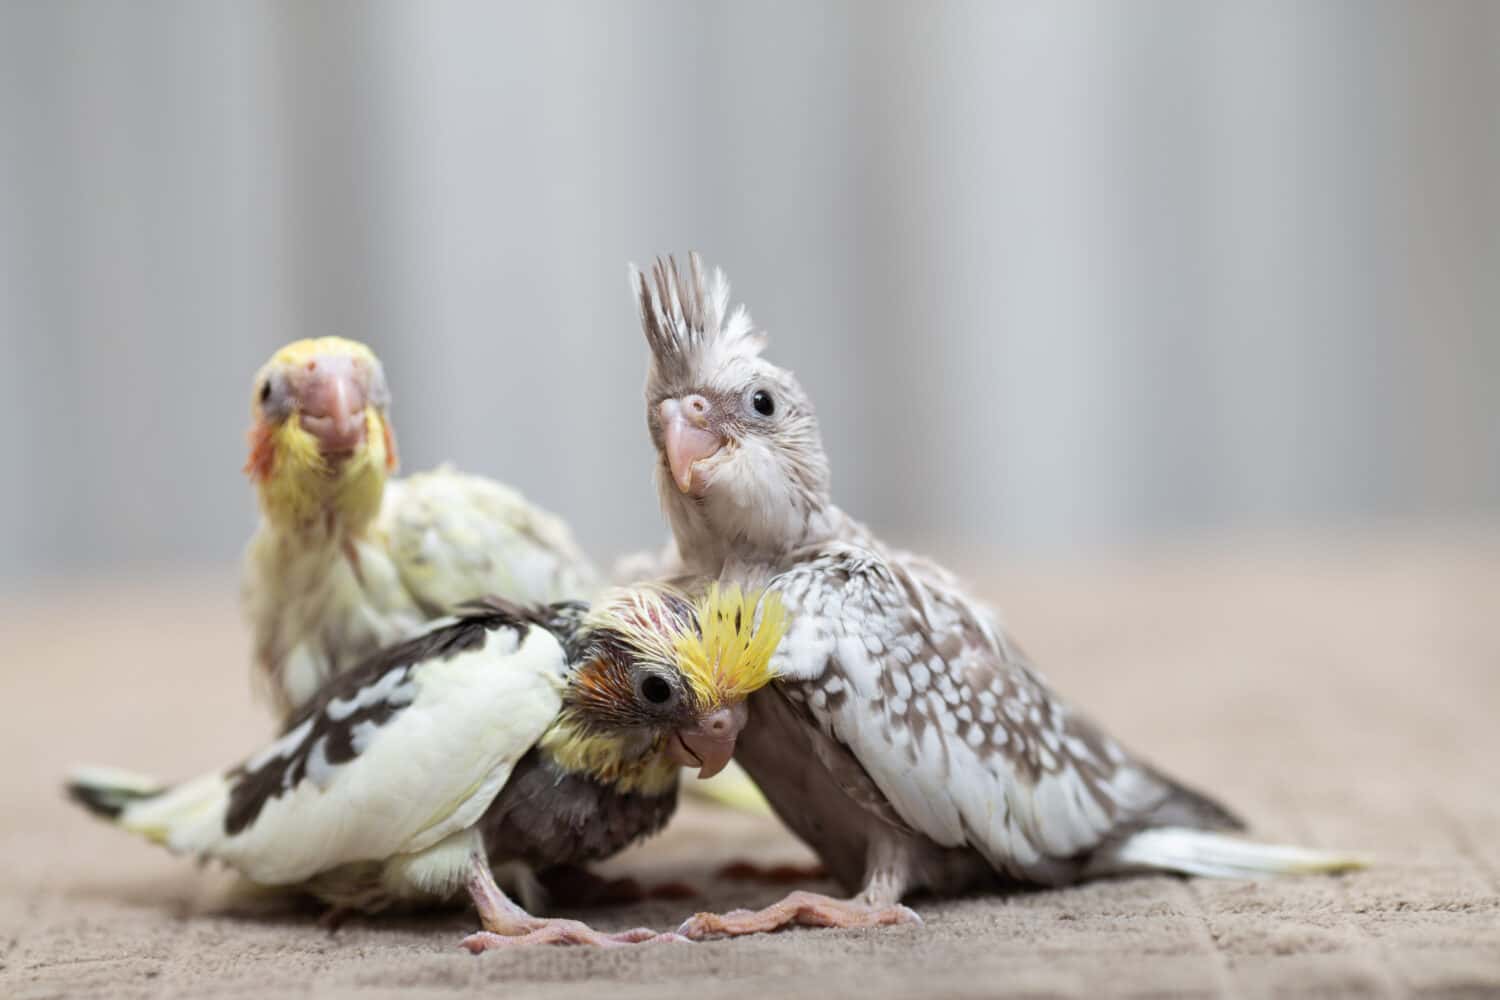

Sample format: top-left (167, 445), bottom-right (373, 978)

top-left (630, 254), bottom-right (1364, 939)
top-left (242, 337), bottom-right (598, 722)
top-left (68, 583), bottom-right (787, 949)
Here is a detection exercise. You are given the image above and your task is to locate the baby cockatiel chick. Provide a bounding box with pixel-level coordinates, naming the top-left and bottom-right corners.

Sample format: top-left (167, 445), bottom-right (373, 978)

top-left (242, 337), bottom-right (598, 721)
top-left (68, 583), bottom-right (787, 950)
top-left (631, 254), bottom-right (1365, 939)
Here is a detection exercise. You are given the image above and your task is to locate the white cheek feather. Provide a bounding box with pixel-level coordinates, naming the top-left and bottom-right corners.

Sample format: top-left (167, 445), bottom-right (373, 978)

top-left (701, 443), bottom-right (808, 554)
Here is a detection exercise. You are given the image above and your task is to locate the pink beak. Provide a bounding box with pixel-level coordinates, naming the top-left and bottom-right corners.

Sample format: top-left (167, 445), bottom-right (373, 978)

top-left (659, 396), bottom-right (724, 494)
top-left (666, 702), bottom-right (748, 779)
top-left (298, 357), bottom-right (368, 457)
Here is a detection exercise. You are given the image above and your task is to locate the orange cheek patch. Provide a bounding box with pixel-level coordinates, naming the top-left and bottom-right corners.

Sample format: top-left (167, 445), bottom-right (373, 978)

top-left (244, 422), bottom-right (277, 481)
top-left (572, 658), bottom-right (634, 714)
top-left (382, 418), bottom-right (398, 472)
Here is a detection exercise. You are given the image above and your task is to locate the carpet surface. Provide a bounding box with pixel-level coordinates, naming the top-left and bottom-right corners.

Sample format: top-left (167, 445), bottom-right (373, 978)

top-left (4, 529), bottom-right (1498, 998)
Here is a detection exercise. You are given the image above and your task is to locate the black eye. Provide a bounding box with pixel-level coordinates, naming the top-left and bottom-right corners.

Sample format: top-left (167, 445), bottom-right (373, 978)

top-left (751, 389), bottom-right (775, 417)
top-left (640, 674), bottom-right (674, 705)
top-left (259, 381), bottom-right (272, 404)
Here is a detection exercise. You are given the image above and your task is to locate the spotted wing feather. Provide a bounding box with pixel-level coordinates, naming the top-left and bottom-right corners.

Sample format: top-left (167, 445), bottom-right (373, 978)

top-left (122, 609), bottom-right (569, 886)
top-left (770, 543), bottom-right (1240, 886)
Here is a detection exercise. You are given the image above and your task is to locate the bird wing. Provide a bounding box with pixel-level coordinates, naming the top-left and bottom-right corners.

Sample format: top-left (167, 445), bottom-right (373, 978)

top-left (770, 543), bottom-right (1236, 885)
top-left (125, 610), bottom-right (568, 886)
top-left (379, 467), bottom-right (599, 613)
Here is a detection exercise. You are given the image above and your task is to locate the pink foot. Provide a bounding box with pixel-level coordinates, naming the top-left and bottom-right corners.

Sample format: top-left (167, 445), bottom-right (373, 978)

top-left (461, 919), bottom-right (691, 951)
top-left (677, 890), bottom-right (922, 940)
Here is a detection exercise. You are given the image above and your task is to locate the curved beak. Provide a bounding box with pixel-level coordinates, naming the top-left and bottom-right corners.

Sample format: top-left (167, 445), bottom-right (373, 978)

top-left (665, 702), bottom-right (748, 779)
top-left (659, 397), bottom-right (724, 494)
top-left (297, 356), bottom-right (368, 457)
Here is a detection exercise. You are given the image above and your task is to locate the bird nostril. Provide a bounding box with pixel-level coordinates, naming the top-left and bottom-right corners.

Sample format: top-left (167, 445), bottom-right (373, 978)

top-left (688, 396), bottom-right (708, 414)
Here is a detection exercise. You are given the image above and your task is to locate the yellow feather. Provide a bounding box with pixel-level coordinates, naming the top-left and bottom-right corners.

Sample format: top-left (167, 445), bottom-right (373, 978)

top-left (251, 336), bottom-right (392, 533)
top-left (539, 584), bottom-right (788, 795)
top-left (580, 584), bottom-right (695, 670)
top-left (675, 583), bottom-right (787, 708)
top-left (268, 336), bottom-right (379, 369)
top-left (259, 408), bottom-right (390, 532)
top-left (537, 719), bottom-right (681, 796)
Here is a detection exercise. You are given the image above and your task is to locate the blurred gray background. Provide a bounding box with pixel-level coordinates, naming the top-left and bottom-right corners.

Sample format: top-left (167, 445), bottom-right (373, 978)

top-left (2, 0), bottom-right (1497, 587)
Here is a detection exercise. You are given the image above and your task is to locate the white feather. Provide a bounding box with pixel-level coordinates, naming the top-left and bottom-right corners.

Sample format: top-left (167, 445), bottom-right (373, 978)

top-left (245, 465), bottom-right (597, 721)
top-left (117, 626), bottom-right (567, 887)
top-left (1091, 827), bottom-right (1369, 879)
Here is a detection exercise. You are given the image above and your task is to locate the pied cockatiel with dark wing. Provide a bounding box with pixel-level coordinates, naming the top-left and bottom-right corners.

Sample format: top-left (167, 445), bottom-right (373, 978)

top-left (241, 337), bottom-right (599, 721)
top-left (630, 254), bottom-right (1364, 939)
top-left (68, 583), bottom-right (787, 950)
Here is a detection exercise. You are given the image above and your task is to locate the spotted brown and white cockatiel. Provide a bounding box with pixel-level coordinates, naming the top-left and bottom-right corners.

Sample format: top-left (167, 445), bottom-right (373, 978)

top-left (630, 254), bottom-right (1364, 938)
top-left (69, 583), bottom-right (787, 950)
top-left (242, 337), bottom-right (598, 721)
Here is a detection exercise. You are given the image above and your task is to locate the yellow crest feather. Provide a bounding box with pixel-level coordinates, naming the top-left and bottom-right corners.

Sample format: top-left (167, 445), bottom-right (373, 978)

top-left (267, 336), bottom-right (379, 370)
top-left (581, 584), bottom-right (696, 667)
top-left (675, 583), bottom-right (787, 708)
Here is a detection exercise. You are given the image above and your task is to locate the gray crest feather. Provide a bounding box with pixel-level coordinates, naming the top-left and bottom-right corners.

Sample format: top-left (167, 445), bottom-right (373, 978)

top-left (630, 252), bottom-right (765, 381)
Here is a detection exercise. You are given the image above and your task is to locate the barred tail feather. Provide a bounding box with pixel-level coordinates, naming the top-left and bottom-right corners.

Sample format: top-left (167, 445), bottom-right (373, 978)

top-left (66, 765), bottom-right (230, 853)
top-left (67, 766), bottom-right (166, 819)
top-left (1091, 827), bottom-right (1369, 880)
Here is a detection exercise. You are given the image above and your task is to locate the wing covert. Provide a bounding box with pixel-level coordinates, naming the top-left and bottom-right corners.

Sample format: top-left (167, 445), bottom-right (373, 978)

top-left (381, 468), bottom-right (598, 613)
top-left (206, 614), bottom-right (568, 884)
top-left (770, 545), bottom-right (1189, 884)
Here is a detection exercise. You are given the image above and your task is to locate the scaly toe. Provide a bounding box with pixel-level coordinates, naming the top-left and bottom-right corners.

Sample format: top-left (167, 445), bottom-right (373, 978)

top-left (678, 893), bottom-right (925, 940)
top-left (463, 921), bottom-right (691, 951)
top-left (610, 926), bottom-right (692, 945)
top-left (892, 905), bottom-right (922, 926)
top-left (461, 931), bottom-right (514, 954)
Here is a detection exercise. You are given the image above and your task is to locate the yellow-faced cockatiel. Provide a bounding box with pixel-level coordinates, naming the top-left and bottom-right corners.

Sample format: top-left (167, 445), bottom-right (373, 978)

top-left (68, 583), bottom-right (787, 949)
top-left (242, 337), bottom-right (598, 722)
top-left (630, 254), bottom-right (1365, 939)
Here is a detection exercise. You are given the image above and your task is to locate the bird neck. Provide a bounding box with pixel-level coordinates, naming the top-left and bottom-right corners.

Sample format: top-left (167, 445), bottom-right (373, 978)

top-left (257, 459), bottom-right (387, 544)
top-left (661, 473), bottom-right (849, 575)
top-left (537, 714), bottom-right (679, 797)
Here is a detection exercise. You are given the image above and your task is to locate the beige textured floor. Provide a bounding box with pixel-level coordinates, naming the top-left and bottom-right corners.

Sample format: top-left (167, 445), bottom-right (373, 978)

top-left (3, 528), bottom-right (1499, 998)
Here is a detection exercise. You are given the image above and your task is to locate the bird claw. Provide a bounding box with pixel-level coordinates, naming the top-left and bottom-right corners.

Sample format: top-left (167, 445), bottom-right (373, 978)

top-left (461, 920), bottom-right (691, 951)
top-left (677, 890), bottom-right (922, 940)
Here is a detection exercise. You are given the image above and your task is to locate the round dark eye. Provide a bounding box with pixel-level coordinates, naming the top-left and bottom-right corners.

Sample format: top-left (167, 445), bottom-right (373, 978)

top-left (259, 381), bottom-right (272, 404)
top-left (751, 390), bottom-right (775, 417)
top-left (640, 674), bottom-right (674, 705)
